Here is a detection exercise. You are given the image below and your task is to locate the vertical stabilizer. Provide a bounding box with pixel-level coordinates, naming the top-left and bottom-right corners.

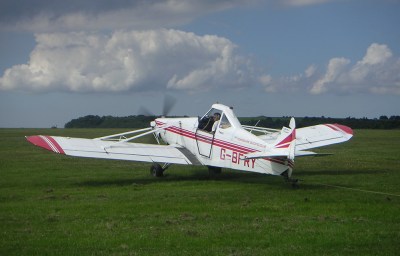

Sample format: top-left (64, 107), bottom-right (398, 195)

top-left (244, 118), bottom-right (297, 173)
top-left (288, 118), bottom-right (296, 160)
top-left (272, 117), bottom-right (296, 151)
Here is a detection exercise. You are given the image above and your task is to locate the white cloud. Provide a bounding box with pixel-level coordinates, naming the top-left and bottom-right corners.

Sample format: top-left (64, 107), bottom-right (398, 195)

top-left (259, 64), bottom-right (318, 93)
top-left (0, 0), bottom-right (348, 32)
top-left (359, 43), bottom-right (393, 65)
top-left (310, 57), bottom-right (350, 94)
top-left (0, 29), bottom-right (254, 93)
top-left (260, 43), bottom-right (400, 95)
top-left (258, 74), bottom-right (274, 92)
top-left (0, 0), bottom-right (254, 32)
top-left (282, 0), bottom-right (334, 7)
top-left (314, 43), bottom-right (400, 95)
top-left (305, 65), bottom-right (316, 78)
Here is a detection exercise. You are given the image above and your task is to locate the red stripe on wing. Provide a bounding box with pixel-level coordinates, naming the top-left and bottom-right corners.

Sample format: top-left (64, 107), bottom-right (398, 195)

top-left (324, 124), bottom-right (353, 135)
top-left (26, 135), bottom-right (65, 154)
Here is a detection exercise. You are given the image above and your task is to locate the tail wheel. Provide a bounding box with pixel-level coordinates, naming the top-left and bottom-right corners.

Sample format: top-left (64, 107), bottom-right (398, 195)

top-left (150, 163), bottom-right (164, 177)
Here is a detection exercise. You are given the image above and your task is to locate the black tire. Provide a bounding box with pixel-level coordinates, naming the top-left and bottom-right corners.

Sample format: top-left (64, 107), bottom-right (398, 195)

top-left (150, 164), bottom-right (164, 177)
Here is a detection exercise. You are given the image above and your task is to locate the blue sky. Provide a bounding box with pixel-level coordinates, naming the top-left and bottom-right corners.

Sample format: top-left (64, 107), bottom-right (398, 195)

top-left (0, 0), bottom-right (399, 128)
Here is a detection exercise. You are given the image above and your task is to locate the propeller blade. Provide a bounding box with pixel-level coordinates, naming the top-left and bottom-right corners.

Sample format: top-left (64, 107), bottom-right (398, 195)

top-left (162, 94), bottom-right (177, 117)
top-left (138, 94), bottom-right (176, 117)
top-left (138, 106), bottom-right (154, 116)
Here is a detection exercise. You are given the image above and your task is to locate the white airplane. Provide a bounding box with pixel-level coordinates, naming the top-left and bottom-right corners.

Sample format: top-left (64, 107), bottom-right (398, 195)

top-left (26, 103), bottom-right (353, 185)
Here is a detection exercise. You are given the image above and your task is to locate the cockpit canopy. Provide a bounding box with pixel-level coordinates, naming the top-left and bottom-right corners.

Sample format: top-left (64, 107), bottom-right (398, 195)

top-left (198, 104), bottom-right (241, 132)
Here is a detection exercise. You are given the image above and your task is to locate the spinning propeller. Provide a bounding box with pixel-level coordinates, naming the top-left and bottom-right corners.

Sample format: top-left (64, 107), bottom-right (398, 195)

top-left (138, 94), bottom-right (177, 117)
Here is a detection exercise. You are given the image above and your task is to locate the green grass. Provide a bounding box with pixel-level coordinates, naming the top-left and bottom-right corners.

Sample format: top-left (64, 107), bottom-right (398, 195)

top-left (1, 129), bottom-right (399, 255)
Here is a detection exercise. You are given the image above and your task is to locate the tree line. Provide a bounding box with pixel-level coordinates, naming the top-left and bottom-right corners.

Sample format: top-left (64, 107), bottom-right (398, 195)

top-left (65, 115), bottom-right (400, 129)
top-left (65, 115), bottom-right (156, 128)
top-left (240, 116), bottom-right (400, 129)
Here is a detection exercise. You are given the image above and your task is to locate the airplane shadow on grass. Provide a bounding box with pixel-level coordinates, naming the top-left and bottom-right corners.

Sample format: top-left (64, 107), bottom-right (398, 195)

top-left (76, 170), bottom-right (284, 187)
top-left (296, 169), bottom-right (386, 176)
top-left (75, 168), bottom-right (383, 189)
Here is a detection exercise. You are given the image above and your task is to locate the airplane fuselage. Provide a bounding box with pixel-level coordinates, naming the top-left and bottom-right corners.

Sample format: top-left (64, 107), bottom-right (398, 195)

top-left (154, 116), bottom-right (291, 176)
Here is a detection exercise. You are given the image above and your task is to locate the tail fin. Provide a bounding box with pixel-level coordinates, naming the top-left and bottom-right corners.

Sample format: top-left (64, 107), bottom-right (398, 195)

top-left (273, 118), bottom-right (295, 148)
top-left (272, 117), bottom-right (296, 152)
top-left (245, 118), bottom-right (296, 159)
top-left (243, 118), bottom-right (296, 178)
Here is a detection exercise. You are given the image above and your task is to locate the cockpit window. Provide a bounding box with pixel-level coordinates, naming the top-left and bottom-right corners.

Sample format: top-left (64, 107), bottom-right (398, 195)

top-left (219, 114), bottom-right (231, 129)
top-left (201, 108), bottom-right (221, 119)
top-left (198, 108), bottom-right (222, 132)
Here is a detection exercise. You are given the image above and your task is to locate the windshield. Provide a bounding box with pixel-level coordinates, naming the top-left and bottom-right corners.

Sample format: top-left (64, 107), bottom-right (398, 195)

top-left (200, 108), bottom-right (221, 120)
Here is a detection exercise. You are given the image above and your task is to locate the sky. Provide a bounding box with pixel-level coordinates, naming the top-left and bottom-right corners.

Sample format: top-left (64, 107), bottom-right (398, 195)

top-left (0, 0), bottom-right (399, 128)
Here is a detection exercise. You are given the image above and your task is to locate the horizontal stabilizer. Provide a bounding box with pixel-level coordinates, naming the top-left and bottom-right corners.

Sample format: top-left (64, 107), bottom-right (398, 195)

top-left (245, 150), bottom-right (331, 159)
top-left (295, 150), bottom-right (333, 157)
top-left (296, 123), bottom-right (353, 150)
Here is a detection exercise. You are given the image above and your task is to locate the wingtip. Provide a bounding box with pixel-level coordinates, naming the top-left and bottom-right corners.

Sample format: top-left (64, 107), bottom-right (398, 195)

top-left (26, 135), bottom-right (65, 154)
top-left (324, 124), bottom-right (353, 136)
top-left (333, 124), bottom-right (353, 136)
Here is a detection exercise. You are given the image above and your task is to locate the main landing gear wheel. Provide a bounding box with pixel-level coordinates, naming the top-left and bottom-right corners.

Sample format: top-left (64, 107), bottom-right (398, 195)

top-left (150, 163), bottom-right (164, 177)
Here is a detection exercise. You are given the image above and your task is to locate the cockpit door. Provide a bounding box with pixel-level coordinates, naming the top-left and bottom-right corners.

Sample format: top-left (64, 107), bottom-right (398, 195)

top-left (195, 108), bottom-right (221, 158)
top-left (195, 129), bottom-right (214, 158)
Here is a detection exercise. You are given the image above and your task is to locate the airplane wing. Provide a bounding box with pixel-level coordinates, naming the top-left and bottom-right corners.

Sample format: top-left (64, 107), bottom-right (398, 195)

top-left (26, 135), bottom-right (201, 165)
top-left (295, 124), bottom-right (353, 150)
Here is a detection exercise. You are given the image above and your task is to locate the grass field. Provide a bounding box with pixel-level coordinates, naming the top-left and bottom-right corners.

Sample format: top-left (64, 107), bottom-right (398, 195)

top-left (1, 128), bottom-right (399, 255)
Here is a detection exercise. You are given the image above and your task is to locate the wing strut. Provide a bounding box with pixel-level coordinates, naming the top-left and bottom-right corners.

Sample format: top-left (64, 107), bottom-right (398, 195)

top-left (94, 127), bottom-right (153, 140)
top-left (95, 125), bottom-right (171, 144)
